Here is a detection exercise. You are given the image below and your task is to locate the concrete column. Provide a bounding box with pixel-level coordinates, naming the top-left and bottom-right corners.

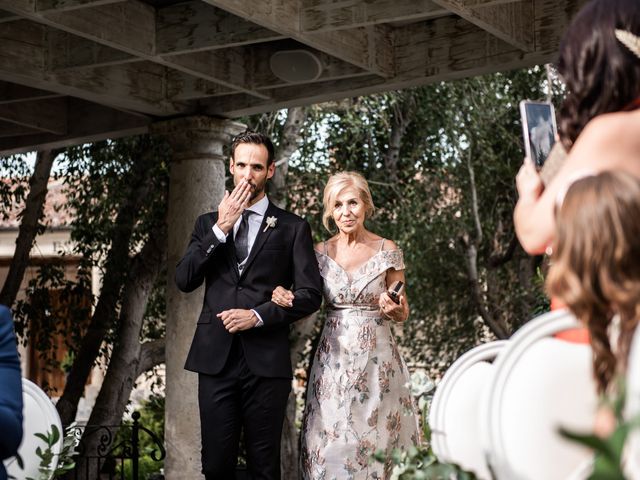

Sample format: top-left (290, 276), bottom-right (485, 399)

top-left (152, 116), bottom-right (245, 480)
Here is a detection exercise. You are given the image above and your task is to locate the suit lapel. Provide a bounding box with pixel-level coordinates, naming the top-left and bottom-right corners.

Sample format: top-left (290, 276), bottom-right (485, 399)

top-left (239, 202), bottom-right (278, 280)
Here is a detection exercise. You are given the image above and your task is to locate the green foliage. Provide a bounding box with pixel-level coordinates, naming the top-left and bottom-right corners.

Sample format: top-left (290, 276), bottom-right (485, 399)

top-left (116, 394), bottom-right (165, 480)
top-left (280, 67), bottom-right (559, 375)
top-left (373, 370), bottom-right (477, 479)
top-left (373, 445), bottom-right (478, 480)
top-left (560, 382), bottom-right (640, 479)
top-left (26, 423), bottom-right (80, 480)
top-left (11, 135), bottom-right (170, 390)
top-left (0, 153), bottom-right (34, 221)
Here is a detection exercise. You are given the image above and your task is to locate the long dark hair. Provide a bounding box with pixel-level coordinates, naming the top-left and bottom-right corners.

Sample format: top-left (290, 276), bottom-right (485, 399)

top-left (557, 0), bottom-right (640, 151)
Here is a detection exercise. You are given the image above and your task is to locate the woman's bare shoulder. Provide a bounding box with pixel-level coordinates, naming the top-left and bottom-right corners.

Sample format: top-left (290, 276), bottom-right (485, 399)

top-left (568, 110), bottom-right (640, 172)
top-left (579, 110), bottom-right (640, 148)
top-left (315, 237), bottom-right (336, 254)
top-left (381, 239), bottom-right (399, 251)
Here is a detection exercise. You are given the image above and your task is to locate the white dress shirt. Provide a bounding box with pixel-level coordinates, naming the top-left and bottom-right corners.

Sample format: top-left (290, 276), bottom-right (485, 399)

top-left (212, 195), bottom-right (270, 327)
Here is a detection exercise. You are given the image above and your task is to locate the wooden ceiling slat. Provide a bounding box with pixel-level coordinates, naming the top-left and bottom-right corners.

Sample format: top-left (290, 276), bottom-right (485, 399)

top-left (432, 0), bottom-right (534, 51)
top-left (47, 31), bottom-right (137, 70)
top-left (156, 1), bottom-right (285, 55)
top-left (0, 120), bottom-right (42, 138)
top-left (0, 97), bottom-right (149, 155)
top-left (0, 81), bottom-right (64, 103)
top-left (35, 0), bottom-right (123, 12)
top-left (162, 49), bottom-right (270, 100)
top-left (0, 0), bottom-right (271, 98)
top-left (0, 97), bottom-right (67, 134)
top-left (204, 0), bottom-right (581, 117)
top-left (0, 21), bottom-right (186, 115)
top-left (301, 0), bottom-right (448, 32)
top-left (202, 0), bottom-right (395, 78)
top-left (0, 0), bottom-right (589, 155)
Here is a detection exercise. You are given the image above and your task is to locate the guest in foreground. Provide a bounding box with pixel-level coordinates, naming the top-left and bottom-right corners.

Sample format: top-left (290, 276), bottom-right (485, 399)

top-left (272, 171), bottom-right (420, 479)
top-left (515, 0), bottom-right (640, 254)
top-left (546, 171), bottom-right (640, 435)
top-left (175, 131), bottom-right (322, 479)
top-left (0, 305), bottom-right (22, 480)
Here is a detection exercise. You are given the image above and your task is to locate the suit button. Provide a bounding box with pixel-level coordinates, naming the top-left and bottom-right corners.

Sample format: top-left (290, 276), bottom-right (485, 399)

top-left (238, 286), bottom-right (243, 290)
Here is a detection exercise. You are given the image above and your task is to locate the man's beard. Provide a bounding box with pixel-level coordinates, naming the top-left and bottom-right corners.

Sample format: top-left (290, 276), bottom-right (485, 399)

top-left (249, 181), bottom-right (266, 200)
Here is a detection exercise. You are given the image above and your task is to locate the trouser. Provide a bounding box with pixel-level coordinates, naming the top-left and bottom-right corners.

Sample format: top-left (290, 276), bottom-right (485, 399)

top-left (198, 337), bottom-right (291, 480)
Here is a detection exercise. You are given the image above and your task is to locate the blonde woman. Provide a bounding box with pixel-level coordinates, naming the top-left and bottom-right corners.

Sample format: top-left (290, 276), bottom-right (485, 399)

top-left (272, 171), bottom-right (420, 479)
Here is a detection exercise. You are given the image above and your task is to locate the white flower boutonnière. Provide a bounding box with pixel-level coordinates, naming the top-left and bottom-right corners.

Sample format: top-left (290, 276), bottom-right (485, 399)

top-left (263, 216), bottom-right (278, 232)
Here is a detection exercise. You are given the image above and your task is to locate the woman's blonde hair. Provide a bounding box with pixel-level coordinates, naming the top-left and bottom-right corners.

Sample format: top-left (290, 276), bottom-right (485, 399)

top-left (322, 171), bottom-right (375, 232)
top-left (546, 171), bottom-right (640, 393)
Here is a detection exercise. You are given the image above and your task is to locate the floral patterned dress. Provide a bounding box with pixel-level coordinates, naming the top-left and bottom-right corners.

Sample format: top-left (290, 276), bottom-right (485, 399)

top-left (300, 242), bottom-right (421, 480)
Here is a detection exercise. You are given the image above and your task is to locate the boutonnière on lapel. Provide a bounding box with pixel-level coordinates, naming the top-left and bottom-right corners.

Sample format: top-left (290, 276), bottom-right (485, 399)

top-left (263, 216), bottom-right (278, 233)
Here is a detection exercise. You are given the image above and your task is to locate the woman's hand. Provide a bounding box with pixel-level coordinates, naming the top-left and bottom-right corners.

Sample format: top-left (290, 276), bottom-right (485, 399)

top-left (593, 404), bottom-right (616, 438)
top-left (379, 291), bottom-right (408, 323)
top-left (516, 157), bottom-right (544, 203)
top-left (271, 286), bottom-right (294, 308)
top-left (514, 156), bottom-right (555, 254)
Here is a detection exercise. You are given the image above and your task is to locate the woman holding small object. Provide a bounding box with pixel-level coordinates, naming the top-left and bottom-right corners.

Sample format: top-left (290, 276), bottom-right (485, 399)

top-left (271, 171), bottom-right (420, 479)
top-left (514, 0), bottom-right (640, 254)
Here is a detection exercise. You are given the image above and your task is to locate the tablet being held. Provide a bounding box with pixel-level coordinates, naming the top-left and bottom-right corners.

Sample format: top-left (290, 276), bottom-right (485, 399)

top-left (520, 100), bottom-right (557, 169)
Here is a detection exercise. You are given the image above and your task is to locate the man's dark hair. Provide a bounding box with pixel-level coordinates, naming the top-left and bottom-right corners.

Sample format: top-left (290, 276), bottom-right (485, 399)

top-left (557, 0), bottom-right (640, 151)
top-left (230, 131), bottom-right (275, 166)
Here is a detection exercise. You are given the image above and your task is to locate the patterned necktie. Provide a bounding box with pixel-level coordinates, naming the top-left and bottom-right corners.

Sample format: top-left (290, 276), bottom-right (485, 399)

top-left (235, 210), bottom-right (253, 263)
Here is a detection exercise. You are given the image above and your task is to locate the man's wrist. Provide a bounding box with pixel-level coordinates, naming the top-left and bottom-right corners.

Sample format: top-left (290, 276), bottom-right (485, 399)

top-left (216, 220), bottom-right (232, 235)
top-left (212, 224), bottom-right (228, 243)
top-left (251, 309), bottom-right (264, 327)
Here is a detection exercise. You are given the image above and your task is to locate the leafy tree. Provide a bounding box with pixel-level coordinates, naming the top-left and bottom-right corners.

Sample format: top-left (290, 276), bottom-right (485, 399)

top-left (6, 135), bottom-right (169, 478)
top-left (280, 67), bottom-right (557, 376)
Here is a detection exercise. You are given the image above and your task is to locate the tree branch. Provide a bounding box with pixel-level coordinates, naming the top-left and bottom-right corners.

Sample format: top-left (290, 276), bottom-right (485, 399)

top-left (56, 148), bottom-right (155, 425)
top-left (460, 234), bottom-right (509, 339)
top-left (75, 220), bottom-right (166, 478)
top-left (385, 92), bottom-right (415, 182)
top-left (271, 107), bottom-right (307, 208)
top-left (488, 235), bottom-right (518, 268)
top-left (0, 149), bottom-right (57, 307)
top-left (467, 146), bottom-right (483, 244)
top-left (137, 338), bottom-right (166, 377)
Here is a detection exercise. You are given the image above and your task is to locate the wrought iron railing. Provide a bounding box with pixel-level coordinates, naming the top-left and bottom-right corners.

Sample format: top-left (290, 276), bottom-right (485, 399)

top-left (66, 412), bottom-right (166, 480)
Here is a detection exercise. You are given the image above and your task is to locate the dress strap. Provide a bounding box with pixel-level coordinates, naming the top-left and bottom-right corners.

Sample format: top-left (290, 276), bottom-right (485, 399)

top-left (378, 239), bottom-right (385, 252)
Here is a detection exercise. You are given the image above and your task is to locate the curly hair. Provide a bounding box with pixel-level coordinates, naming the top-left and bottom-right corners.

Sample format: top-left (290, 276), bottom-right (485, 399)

top-left (546, 171), bottom-right (640, 393)
top-left (557, 0), bottom-right (640, 151)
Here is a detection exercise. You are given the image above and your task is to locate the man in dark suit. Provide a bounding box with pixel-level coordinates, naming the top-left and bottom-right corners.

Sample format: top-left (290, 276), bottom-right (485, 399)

top-left (0, 305), bottom-right (23, 480)
top-left (175, 131), bottom-right (322, 480)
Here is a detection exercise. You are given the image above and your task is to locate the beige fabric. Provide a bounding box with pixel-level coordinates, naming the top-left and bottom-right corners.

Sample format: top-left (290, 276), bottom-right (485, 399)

top-left (300, 249), bottom-right (420, 479)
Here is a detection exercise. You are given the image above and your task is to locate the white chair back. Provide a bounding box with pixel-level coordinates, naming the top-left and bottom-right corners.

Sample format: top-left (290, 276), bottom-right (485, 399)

top-left (429, 340), bottom-right (508, 479)
top-left (481, 309), bottom-right (597, 480)
top-left (624, 325), bottom-right (640, 479)
top-left (3, 378), bottom-right (62, 480)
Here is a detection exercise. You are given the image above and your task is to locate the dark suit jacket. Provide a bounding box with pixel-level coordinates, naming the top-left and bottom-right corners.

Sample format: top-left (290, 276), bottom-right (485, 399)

top-left (0, 305), bottom-right (23, 480)
top-left (176, 202), bottom-right (322, 379)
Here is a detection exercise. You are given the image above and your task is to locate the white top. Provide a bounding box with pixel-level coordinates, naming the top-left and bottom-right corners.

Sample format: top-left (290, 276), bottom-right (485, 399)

top-left (212, 195), bottom-right (269, 267)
